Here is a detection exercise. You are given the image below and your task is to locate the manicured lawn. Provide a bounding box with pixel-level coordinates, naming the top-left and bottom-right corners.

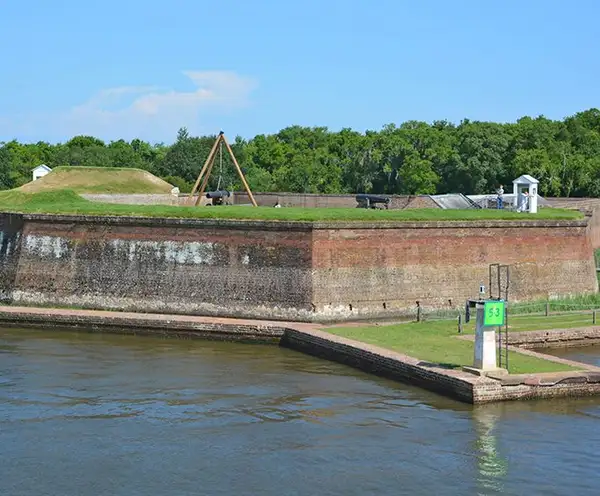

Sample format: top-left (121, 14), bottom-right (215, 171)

top-left (0, 189), bottom-right (583, 222)
top-left (504, 312), bottom-right (598, 331)
top-left (325, 314), bottom-right (589, 374)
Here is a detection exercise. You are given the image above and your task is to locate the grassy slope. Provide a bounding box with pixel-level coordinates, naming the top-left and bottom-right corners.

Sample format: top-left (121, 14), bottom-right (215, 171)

top-left (0, 189), bottom-right (584, 222)
top-left (326, 314), bottom-right (589, 374)
top-left (19, 167), bottom-right (174, 194)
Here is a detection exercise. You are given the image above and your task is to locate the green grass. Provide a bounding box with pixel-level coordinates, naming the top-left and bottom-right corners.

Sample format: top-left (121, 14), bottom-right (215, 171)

top-left (326, 315), bottom-right (585, 374)
top-left (503, 312), bottom-right (599, 330)
top-left (508, 294), bottom-right (600, 314)
top-left (421, 294), bottom-right (600, 322)
top-left (0, 189), bottom-right (584, 222)
top-left (20, 166), bottom-right (174, 194)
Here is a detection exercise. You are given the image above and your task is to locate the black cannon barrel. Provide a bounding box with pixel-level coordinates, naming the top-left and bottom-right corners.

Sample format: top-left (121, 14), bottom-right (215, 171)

top-left (206, 190), bottom-right (231, 199)
top-left (355, 194), bottom-right (390, 204)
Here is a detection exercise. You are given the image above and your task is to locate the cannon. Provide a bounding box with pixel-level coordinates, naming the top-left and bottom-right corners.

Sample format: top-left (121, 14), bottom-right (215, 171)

top-left (206, 190), bottom-right (231, 205)
top-left (206, 190), bottom-right (231, 199)
top-left (355, 194), bottom-right (390, 209)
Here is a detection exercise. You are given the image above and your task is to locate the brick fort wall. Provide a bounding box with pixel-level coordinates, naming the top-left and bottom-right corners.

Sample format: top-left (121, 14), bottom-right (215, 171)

top-left (0, 214), bottom-right (596, 322)
top-left (310, 219), bottom-right (598, 320)
top-left (0, 214), bottom-right (24, 303)
top-left (6, 215), bottom-right (315, 320)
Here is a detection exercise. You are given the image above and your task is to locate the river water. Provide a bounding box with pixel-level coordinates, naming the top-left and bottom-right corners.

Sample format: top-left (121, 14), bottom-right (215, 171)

top-left (1, 329), bottom-right (599, 496)
top-left (544, 345), bottom-right (600, 367)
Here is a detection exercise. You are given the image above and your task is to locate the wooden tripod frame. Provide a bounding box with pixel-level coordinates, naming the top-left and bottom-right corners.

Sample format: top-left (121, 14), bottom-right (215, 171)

top-left (188, 131), bottom-right (257, 207)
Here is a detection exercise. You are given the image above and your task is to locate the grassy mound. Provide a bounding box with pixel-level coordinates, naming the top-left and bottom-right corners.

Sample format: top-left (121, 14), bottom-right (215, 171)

top-left (0, 189), bottom-right (585, 222)
top-left (19, 167), bottom-right (174, 194)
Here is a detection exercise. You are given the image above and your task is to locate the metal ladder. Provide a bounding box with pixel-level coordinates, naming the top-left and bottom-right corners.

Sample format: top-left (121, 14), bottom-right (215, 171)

top-left (489, 263), bottom-right (510, 370)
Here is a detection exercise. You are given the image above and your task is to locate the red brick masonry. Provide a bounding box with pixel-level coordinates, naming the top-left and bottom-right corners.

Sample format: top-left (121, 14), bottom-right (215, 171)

top-left (1, 213), bottom-right (597, 323)
top-left (311, 220), bottom-right (598, 319)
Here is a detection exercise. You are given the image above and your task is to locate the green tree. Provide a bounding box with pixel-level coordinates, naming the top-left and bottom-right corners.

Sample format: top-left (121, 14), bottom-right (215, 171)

top-left (1, 107), bottom-right (600, 198)
top-left (397, 153), bottom-right (439, 194)
top-left (0, 145), bottom-right (14, 189)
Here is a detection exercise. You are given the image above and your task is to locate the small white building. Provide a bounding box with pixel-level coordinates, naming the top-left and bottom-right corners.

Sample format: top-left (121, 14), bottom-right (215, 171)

top-left (32, 164), bottom-right (52, 181)
top-left (512, 174), bottom-right (539, 213)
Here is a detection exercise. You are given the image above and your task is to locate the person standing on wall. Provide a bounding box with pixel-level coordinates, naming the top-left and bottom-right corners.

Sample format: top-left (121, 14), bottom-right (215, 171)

top-left (496, 184), bottom-right (504, 209)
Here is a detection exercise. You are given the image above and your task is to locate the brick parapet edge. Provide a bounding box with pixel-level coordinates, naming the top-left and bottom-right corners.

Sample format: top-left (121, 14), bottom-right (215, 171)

top-left (17, 212), bottom-right (589, 230)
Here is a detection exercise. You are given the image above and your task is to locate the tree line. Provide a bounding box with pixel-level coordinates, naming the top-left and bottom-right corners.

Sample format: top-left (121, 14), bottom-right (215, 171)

top-left (1, 108), bottom-right (600, 197)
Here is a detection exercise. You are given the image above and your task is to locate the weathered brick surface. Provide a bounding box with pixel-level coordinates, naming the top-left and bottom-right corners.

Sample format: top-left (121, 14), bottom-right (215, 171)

top-left (311, 221), bottom-right (598, 320)
top-left (231, 191), bottom-right (439, 209)
top-left (473, 380), bottom-right (600, 403)
top-left (0, 213), bottom-right (597, 322)
top-left (586, 208), bottom-right (600, 249)
top-left (235, 192), bottom-right (357, 208)
top-left (398, 196), bottom-right (440, 209)
top-left (0, 214), bottom-right (24, 303)
top-left (8, 214), bottom-right (316, 320)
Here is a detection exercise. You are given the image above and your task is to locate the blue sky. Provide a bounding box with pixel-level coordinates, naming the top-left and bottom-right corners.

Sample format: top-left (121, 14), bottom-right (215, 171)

top-left (1, 0), bottom-right (598, 144)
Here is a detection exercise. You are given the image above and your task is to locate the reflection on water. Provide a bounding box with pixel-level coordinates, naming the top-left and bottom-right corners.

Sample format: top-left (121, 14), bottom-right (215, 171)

top-left (473, 407), bottom-right (507, 494)
top-left (1, 329), bottom-right (599, 496)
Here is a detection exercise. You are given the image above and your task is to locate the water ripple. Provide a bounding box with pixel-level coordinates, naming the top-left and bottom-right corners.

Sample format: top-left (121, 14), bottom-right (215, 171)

top-left (1, 328), bottom-right (600, 496)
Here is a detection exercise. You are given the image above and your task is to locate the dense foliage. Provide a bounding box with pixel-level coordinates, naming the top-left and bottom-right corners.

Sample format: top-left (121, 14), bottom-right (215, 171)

top-left (2, 109), bottom-right (600, 197)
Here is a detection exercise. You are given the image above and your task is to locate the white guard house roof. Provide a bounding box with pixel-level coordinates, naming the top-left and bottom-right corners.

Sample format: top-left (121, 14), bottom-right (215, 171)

top-left (32, 164), bottom-right (52, 173)
top-left (512, 174), bottom-right (539, 185)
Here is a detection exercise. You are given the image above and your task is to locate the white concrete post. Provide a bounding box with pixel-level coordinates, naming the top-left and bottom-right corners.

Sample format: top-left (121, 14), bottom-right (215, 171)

top-left (473, 302), bottom-right (497, 370)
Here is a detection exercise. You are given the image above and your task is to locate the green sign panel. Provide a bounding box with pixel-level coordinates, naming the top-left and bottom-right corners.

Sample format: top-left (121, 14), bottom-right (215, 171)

top-left (483, 300), bottom-right (506, 327)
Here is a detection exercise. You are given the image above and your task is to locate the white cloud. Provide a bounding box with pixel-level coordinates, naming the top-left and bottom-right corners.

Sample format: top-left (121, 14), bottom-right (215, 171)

top-left (1, 71), bottom-right (258, 143)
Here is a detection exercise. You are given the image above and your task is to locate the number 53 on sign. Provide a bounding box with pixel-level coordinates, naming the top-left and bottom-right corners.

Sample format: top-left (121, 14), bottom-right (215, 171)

top-left (483, 300), bottom-right (505, 327)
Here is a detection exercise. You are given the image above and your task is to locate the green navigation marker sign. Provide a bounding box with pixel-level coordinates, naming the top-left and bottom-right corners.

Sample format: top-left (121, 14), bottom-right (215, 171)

top-left (483, 300), bottom-right (505, 327)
